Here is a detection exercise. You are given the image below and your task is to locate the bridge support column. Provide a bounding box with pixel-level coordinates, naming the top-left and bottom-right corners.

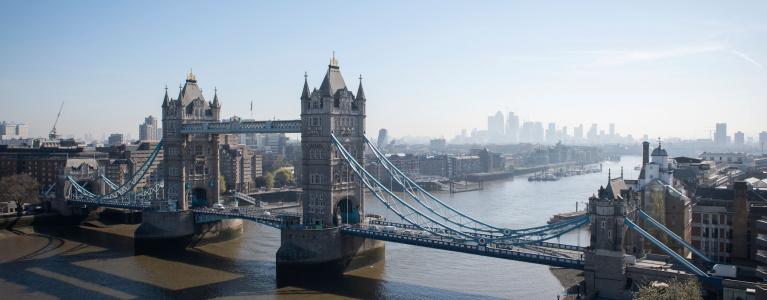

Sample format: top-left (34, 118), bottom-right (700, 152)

top-left (134, 211), bottom-right (243, 254)
top-left (276, 227), bottom-right (384, 280)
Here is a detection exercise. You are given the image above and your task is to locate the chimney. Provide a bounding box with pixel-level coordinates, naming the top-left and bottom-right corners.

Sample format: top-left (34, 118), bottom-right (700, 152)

top-left (642, 141), bottom-right (650, 166)
top-left (731, 181), bottom-right (749, 260)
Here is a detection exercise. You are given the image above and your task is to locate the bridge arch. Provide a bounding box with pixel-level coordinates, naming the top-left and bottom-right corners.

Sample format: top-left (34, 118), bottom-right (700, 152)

top-left (190, 187), bottom-right (210, 208)
top-left (334, 196), bottom-right (361, 225)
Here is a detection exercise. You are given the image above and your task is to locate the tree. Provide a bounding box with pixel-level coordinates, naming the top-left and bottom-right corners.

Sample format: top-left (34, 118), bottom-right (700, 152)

top-left (635, 279), bottom-right (701, 300)
top-left (274, 167), bottom-right (294, 187)
top-left (264, 172), bottom-right (275, 189)
top-left (0, 174), bottom-right (41, 215)
top-left (219, 175), bottom-right (227, 194)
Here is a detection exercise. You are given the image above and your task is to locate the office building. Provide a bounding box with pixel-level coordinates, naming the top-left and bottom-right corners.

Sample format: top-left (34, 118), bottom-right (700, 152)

top-left (108, 133), bottom-right (124, 146)
top-left (139, 115), bottom-right (160, 141)
top-left (715, 123), bottom-right (729, 145)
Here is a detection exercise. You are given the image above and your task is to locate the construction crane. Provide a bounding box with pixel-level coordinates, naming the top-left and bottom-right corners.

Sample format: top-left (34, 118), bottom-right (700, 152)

top-left (49, 101), bottom-right (64, 140)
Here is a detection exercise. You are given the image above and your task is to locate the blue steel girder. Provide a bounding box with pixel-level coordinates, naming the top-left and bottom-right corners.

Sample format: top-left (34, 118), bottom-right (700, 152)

top-left (340, 226), bottom-right (584, 269)
top-left (368, 220), bottom-right (587, 251)
top-left (192, 207), bottom-right (301, 229)
top-left (180, 119), bottom-right (301, 134)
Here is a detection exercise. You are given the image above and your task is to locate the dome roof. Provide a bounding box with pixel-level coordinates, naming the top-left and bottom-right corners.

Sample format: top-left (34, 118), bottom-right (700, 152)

top-left (651, 146), bottom-right (668, 157)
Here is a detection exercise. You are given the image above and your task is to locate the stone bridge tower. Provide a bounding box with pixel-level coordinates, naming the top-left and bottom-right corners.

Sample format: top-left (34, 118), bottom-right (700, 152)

top-left (300, 55), bottom-right (366, 227)
top-left (584, 184), bottom-right (642, 299)
top-left (161, 71), bottom-right (222, 210)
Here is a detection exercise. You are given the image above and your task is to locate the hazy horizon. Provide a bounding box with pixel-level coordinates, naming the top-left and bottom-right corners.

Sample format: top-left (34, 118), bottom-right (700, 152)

top-left (1, 1), bottom-right (766, 141)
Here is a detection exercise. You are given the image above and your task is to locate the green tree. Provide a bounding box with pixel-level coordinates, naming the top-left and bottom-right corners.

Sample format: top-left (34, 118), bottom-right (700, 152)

top-left (219, 175), bottom-right (227, 194)
top-left (0, 174), bottom-right (41, 215)
top-left (274, 167), bottom-right (294, 187)
top-left (635, 278), bottom-right (701, 300)
top-left (264, 172), bottom-right (275, 189)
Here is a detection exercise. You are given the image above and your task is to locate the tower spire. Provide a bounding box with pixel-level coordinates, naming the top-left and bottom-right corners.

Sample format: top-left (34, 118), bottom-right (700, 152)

top-left (162, 84), bottom-right (170, 107)
top-left (301, 72), bottom-right (311, 100)
top-left (356, 74), bottom-right (366, 101)
top-left (212, 86), bottom-right (220, 107)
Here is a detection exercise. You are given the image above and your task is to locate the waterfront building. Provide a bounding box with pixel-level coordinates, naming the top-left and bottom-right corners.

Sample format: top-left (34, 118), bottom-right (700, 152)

top-left (386, 153), bottom-right (420, 176)
top-left (471, 148), bottom-right (505, 173)
top-left (0, 121), bottom-right (29, 140)
top-left (691, 183), bottom-right (767, 266)
top-left (419, 155), bottom-right (449, 177)
top-left (447, 155), bottom-right (480, 178)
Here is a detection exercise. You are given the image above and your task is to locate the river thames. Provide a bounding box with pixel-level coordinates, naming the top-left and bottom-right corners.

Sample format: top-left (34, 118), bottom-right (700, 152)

top-left (0, 156), bottom-right (642, 299)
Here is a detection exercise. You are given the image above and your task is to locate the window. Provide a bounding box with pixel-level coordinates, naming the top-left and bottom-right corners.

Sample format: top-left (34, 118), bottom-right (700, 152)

top-left (600, 221), bottom-right (606, 229)
top-left (311, 116), bottom-right (320, 127)
top-left (310, 173), bottom-right (322, 184)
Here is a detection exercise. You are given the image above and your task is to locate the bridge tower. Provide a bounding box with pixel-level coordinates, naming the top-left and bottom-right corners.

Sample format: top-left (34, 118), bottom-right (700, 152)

top-left (277, 56), bottom-right (383, 278)
top-left (584, 185), bottom-right (641, 299)
top-left (299, 55), bottom-right (366, 227)
top-left (161, 71), bottom-right (222, 210)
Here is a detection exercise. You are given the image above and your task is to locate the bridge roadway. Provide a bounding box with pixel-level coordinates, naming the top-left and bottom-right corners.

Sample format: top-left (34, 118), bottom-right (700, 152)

top-left (67, 198), bottom-right (150, 210)
top-left (340, 223), bottom-right (585, 269)
top-left (192, 206), bottom-right (301, 228)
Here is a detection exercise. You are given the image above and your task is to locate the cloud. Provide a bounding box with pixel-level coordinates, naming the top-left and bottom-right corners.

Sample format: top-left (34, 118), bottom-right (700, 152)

top-left (588, 44), bottom-right (726, 67)
top-left (729, 49), bottom-right (765, 70)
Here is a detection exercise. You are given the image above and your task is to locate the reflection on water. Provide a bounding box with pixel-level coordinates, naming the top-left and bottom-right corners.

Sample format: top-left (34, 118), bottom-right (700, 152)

top-left (0, 156), bottom-right (641, 299)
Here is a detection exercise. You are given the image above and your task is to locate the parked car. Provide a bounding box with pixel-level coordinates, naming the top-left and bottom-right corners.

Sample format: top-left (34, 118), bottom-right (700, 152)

top-left (212, 203), bottom-right (226, 210)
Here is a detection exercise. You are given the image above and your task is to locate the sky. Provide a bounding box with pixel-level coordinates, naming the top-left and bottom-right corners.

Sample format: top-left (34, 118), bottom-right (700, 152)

top-left (1, 1), bottom-right (766, 141)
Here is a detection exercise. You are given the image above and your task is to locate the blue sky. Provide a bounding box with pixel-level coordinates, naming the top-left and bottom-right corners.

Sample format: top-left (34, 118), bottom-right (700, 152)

top-left (1, 1), bottom-right (766, 140)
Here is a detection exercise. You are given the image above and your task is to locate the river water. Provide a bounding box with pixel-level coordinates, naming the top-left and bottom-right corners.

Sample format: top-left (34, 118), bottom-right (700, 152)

top-left (0, 156), bottom-right (642, 300)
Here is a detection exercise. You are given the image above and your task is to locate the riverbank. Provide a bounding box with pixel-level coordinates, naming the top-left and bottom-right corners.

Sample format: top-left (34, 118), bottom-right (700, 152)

top-left (550, 267), bottom-right (585, 299)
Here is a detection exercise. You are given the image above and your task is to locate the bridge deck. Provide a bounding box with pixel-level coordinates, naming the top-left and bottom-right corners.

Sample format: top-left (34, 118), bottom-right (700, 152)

top-left (341, 225), bottom-right (584, 269)
top-left (67, 199), bottom-right (149, 210)
top-left (192, 206), bottom-right (301, 228)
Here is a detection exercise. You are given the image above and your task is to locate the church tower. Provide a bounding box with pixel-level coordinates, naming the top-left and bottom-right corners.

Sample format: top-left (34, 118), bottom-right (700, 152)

top-left (300, 55), bottom-right (367, 226)
top-left (161, 71), bottom-right (222, 210)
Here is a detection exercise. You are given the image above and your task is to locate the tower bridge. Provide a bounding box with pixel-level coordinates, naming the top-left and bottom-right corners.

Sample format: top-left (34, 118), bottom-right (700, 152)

top-left (59, 57), bottom-right (749, 299)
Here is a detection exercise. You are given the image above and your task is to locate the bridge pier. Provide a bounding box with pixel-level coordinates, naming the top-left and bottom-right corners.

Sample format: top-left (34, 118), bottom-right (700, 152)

top-left (276, 227), bottom-right (384, 280)
top-left (134, 210), bottom-right (243, 254)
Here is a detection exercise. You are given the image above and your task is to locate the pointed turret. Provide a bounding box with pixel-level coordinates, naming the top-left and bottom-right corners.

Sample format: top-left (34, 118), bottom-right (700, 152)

top-left (212, 87), bottom-right (221, 108)
top-left (162, 85), bottom-right (170, 107)
top-left (356, 74), bottom-right (366, 101)
top-left (301, 72), bottom-right (310, 100)
top-left (319, 53), bottom-right (347, 97)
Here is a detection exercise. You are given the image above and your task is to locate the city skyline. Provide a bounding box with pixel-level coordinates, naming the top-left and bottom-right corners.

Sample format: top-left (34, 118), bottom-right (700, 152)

top-left (1, 1), bottom-right (766, 140)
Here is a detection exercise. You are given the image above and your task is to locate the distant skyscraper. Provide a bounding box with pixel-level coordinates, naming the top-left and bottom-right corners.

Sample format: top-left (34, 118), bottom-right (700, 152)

top-left (714, 123), bottom-right (728, 145)
top-left (609, 123), bottom-right (615, 136)
top-left (734, 131), bottom-right (745, 145)
top-left (533, 122), bottom-right (544, 144)
top-left (760, 131), bottom-right (767, 152)
top-left (587, 124), bottom-right (598, 143)
top-left (506, 112), bottom-right (519, 143)
top-left (139, 115), bottom-right (160, 141)
top-left (487, 111), bottom-right (504, 143)
top-left (377, 128), bottom-right (389, 148)
top-left (574, 124), bottom-right (584, 142)
top-left (545, 122), bottom-right (557, 144)
top-left (519, 121), bottom-right (533, 143)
